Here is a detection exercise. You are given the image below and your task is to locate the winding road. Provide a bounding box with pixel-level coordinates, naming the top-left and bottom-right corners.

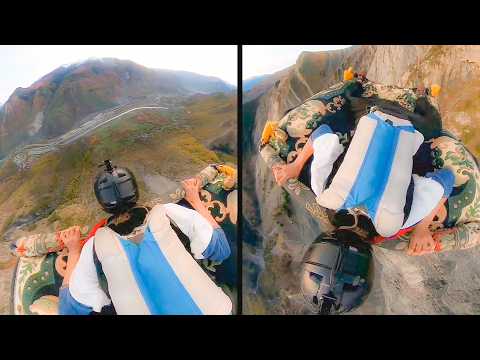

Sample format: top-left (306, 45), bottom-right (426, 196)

top-left (11, 105), bottom-right (169, 169)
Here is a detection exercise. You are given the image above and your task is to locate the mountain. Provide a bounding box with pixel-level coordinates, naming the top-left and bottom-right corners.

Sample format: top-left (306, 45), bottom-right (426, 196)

top-left (0, 93), bottom-right (237, 314)
top-left (243, 45), bottom-right (480, 314)
top-left (0, 60), bottom-right (237, 313)
top-left (0, 58), bottom-right (234, 158)
top-left (243, 75), bottom-right (270, 92)
top-left (172, 70), bottom-right (236, 94)
top-left (245, 45), bottom-right (480, 154)
top-left (242, 67), bottom-right (292, 103)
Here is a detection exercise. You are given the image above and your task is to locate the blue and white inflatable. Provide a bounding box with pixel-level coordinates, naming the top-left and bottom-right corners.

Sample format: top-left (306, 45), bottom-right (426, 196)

top-left (316, 110), bottom-right (424, 237)
top-left (94, 205), bottom-right (233, 315)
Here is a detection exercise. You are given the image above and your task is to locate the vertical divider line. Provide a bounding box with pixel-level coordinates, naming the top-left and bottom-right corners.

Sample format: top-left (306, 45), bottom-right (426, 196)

top-left (237, 43), bottom-right (243, 315)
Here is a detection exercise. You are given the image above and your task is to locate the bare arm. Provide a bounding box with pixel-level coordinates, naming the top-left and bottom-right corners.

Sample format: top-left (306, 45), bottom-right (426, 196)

top-left (182, 177), bottom-right (220, 229)
top-left (59, 226), bottom-right (82, 287)
top-left (272, 137), bottom-right (314, 186)
top-left (292, 137), bottom-right (315, 172)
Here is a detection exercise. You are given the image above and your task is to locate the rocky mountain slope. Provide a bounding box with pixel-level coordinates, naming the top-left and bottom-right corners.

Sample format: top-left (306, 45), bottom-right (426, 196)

top-left (243, 75), bottom-right (271, 92)
top-left (243, 66), bottom-right (292, 104)
top-left (0, 78), bottom-right (237, 314)
top-left (243, 45), bottom-right (480, 314)
top-left (0, 58), bottom-right (234, 158)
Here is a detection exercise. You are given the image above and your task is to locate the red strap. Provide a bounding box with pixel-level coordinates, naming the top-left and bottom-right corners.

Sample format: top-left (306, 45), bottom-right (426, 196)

top-left (373, 227), bottom-right (443, 252)
top-left (16, 245), bottom-right (27, 256)
top-left (372, 226), bottom-right (414, 245)
top-left (79, 218), bottom-right (108, 247)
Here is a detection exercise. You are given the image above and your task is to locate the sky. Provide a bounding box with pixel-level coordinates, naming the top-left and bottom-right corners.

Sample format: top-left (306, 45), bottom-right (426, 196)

top-left (243, 45), bottom-right (352, 80)
top-left (0, 45), bottom-right (237, 104)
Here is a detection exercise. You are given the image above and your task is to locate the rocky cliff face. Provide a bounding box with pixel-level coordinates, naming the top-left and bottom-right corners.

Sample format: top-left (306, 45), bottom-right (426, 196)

top-left (0, 58), bottom-right (234, 158)
top-left (243, 45), bottom-right (480, 314)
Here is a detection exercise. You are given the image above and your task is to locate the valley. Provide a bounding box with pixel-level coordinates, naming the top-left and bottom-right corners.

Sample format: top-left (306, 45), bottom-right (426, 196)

top-left (0, 58), bottom-right (237, 314)
top-left (10, 103), bottom-right (169, 170)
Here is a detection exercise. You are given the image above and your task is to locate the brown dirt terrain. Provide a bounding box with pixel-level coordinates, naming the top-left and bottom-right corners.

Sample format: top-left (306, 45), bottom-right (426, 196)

top-left (0, 92), bottom-right (237, 314)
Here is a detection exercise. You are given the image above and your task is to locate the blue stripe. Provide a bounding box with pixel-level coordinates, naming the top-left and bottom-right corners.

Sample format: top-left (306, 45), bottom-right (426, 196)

top-left (58, 287), bottom-right (93, 315)
top-left (426, 169), bottom-right (455, 197)
top-left (202, 228), bottom-right (231, 262)
top-left (311, 124), bottom-right (333, 142)
top-left (365, 112), bottom-right (384, 124)
top-left (368, 112), bottom-right (415, 133)
top-left (118, 227), bottom-right (202, 315)
top-left (343, 115), bottom-right (401, 220)
top-left (395, 126), bottom-right (416, 133)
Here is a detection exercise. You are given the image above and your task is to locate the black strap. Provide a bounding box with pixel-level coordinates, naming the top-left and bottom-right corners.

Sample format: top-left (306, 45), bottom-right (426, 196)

top-left (319, 296), bottom-right (335, 315)
top-left (167, 217), bottom-right (216, 275)
top-left (92, 240), bottom-right (111, 299)
top-left (91, 238), bottom-right (117, 315)
top-left (168, 219), bottom-right (191, 253)
top-left (403, 177), bottom-right (415, 226)
top-left (371, 104), bottom-right (411, 121)
top-left (325, 146), bottom-right (348, 190)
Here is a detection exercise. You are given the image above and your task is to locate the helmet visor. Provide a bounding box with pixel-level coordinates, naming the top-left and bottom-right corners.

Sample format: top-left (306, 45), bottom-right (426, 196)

top-left (97, 184), bottom-right (118, 208)
top-left (116, 179), bottom-right (137, 201)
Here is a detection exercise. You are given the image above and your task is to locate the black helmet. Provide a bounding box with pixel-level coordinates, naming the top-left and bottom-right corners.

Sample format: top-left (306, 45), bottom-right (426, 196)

top-left (300, 230), bottom-right (372, 315)
top-left (94, 160), bottom-right (139, 214)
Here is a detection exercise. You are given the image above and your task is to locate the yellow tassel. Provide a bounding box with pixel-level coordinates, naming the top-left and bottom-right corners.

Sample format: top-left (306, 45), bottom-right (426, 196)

top-left (217, 165), bottom-right (237, 178)
top-left (343, 67), bottom-right (354, 81)
top-left (273, 128), bottom-right (288, 142)
top-left (261, 121), bottom-right (278, 145)
top-left (431, 84), bottom-right (441, 97)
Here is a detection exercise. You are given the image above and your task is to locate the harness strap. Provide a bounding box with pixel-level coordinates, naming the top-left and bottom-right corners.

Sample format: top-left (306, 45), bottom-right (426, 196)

top-left (80, 218), bottom-right (113, 314)
top-left (318, 296), bottom-right (335, 315)
top-left (403, 177), bottom-right (414, 224)
top-left (91, 239), bottom-right (117, 315)
top-left (92, 240), bottom-right (110, 298)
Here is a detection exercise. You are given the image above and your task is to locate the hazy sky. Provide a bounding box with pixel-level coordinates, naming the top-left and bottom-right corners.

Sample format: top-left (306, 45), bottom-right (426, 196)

top-left (243, 45), bottom-right (352, 80)
top-left (0, 45), bottom-right (237, 104)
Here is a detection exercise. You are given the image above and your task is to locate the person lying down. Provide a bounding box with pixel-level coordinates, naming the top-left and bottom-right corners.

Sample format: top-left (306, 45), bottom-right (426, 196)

top-left (273, 115), bottom-right (480, 256)
top-left (58, 162), bottom-right (232, 315)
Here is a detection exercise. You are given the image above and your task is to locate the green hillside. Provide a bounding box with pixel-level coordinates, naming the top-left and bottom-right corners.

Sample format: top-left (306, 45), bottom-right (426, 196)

top-left (0, 93), bottom-right (237, 242)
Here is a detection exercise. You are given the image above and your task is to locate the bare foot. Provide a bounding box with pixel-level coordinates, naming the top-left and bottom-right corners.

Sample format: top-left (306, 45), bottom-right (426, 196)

top-left (406, 228), bottom-right (435, 256)
top-left (272, 162), bottom-right (302, 186)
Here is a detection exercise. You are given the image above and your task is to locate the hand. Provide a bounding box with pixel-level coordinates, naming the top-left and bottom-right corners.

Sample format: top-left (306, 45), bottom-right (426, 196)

top-left (182, 177), bottom-right (202, 204)
top-left (406, 228), bottom-right (436, 256)
top-left (58, 226), bottom-right (82, 288)
top-left (59, 226), bottom-right (82, 254)
top-left (272, 162), bottom-right (302, 186)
